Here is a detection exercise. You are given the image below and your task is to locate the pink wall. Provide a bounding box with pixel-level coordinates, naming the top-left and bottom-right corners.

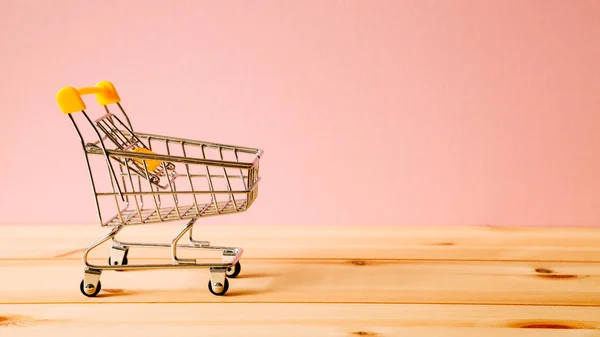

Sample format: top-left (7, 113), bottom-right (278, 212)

top-left (1, 0), bottom-right (600, 227)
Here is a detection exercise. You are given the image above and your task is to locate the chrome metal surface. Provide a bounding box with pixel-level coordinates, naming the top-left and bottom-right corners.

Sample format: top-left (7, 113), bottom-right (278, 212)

top-left (83, 268), bottom-right (101, 295)
top-left (222, 248), bottom-right (244, 265)
top-left (209, 267), bottom-right (228, 292)
top-left (64, 94), bottom-right (262, 296)
top-left (80, 222), bottom-right (244, 271)
top-left (110, 246), bottom-right (128, 266)
top-left (171, 219), bottom-right (197, 264)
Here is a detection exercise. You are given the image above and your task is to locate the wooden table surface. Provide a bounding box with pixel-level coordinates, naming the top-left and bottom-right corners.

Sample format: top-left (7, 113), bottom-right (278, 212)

top-left (1, 224), bottom-right (599, 336)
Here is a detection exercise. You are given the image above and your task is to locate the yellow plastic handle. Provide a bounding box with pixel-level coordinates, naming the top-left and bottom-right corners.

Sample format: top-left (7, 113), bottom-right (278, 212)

top-left (56, 80), bottom-right (121, 114)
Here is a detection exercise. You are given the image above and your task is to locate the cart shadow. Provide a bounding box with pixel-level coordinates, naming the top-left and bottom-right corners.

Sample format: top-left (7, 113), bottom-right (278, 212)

top-left (96, 287), bottom-right (273, 298)
top-left (232, 272), bottom-right (278, 279)
top-left (96, 288), bottom-right (135, 298)
top-left (96, 272), bottom-right (282, 298)
top-left (224, 288), bottom-right (271, 296)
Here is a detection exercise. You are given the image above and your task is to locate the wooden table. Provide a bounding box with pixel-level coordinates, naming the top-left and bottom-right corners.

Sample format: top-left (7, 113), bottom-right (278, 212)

top-left (1, 224), bottom-right (599, 336)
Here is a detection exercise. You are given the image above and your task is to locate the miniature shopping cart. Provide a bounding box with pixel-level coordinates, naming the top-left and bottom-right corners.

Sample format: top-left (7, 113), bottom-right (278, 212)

top-left (56, 81), bottom-right (263, 297)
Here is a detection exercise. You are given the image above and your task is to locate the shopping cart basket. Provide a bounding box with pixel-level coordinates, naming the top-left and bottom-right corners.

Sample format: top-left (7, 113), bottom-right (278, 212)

top-left (56, 81), bottom-right (263, 297)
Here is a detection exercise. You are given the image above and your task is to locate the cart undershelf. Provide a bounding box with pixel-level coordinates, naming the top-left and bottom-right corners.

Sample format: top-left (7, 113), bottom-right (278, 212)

top-left (1, 224), bottom-right (599, 335)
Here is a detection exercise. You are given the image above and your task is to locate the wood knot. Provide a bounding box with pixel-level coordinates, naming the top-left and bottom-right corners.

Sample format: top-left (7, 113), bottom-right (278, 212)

top-left (433, 242), bottom-right (455, 246)
top-left (0, 316), bottom-right (21, 327)
top-left (534, 268), bottom-right (579, 279)
top-left (538, 274), bottom-right (579, 279)
top-left (519, 323), bottom-right (576, 329)
top-left (350, 260), bottom-right (367, 266)
top-left (351, 331), bottom-right (378, 336)
top-left (509, 319), bottom-right (596, 329)
top-left (0, 315), bottom-right (51, 327)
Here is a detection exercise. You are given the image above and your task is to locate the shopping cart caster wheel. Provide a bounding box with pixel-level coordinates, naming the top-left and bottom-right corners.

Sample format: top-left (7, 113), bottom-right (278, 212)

top-left (226, 261), bottom-right (241, 278)
top-left (80, 279), bottom-right (102, 297)
top-left (109, 246), bottom-right (129, 267)
top-left (208, 278), bottom-right (229, 296)
top-left (108, 255), bottom-right (129, 266)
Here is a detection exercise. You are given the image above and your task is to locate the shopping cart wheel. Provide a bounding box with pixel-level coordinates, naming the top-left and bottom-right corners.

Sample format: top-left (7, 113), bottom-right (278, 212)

top-left (208, 278), bottom-right (229, 296)
top-left (80, 279), bottom-right (102, 297)
top-left (108, 255), bottom-right (129, 266)
top-left (226, 261), bottom-right (242, 278)
top-left (109, 246), bottom-right (129, 267)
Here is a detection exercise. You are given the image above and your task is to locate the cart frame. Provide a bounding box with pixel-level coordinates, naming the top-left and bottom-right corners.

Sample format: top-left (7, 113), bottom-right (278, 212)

top-left (56, 81), bottom-right (263, 297)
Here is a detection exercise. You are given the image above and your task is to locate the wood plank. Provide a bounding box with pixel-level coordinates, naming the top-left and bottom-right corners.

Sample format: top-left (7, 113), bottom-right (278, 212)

top-left (0, 303), bottom-right (599, 336)
top-left (1, 259), bottom-right (599, 305)
top-left (2, 224), bottom-right (600, 262)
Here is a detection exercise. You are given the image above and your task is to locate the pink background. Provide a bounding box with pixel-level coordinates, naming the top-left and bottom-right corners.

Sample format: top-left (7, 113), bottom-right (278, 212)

top-left (1, 0), bottom-right (600, 227)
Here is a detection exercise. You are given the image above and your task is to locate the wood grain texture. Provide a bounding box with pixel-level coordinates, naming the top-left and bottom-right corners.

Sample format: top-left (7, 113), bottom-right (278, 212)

top-left (2, 224), bottom-right (600, 261)
top-left (1, 224), bottom-right (599, 336)
top-left (1, 259), bottom-right (599, 305)
top-left (1, 304), bottom-right (599, 337)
